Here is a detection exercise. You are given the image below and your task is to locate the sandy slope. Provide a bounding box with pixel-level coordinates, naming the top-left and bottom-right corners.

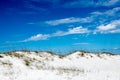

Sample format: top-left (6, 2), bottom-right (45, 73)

top-left (0, 51), bottom-right (120, 80)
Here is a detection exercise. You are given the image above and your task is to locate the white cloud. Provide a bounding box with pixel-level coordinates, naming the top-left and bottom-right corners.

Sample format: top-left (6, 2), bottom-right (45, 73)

top-left (63, 0), bottom-right (120, 8)
top-left (28, 7), bottom-right (120, 31)
top-left (52, 31), bottom-right (65, 36)
top-left (97, 24), bottom-right (116, 31)
top-left (102, 0), bottom-right (119, 6)
top-left (24, 19), bottom-right (120, 42)
top-left (106, 7), bottom-right (120, 16)
top-left (45, 17), bottom-right (92, 26)
top-left (94, 20), bottom-right (120, 34)
top-left (92, 7), bottom-right (120, 16)
top-left (90, 7), bottom-right (120, 25)
top-left (53, 26), bottom-right (90, 36)
top-left (22, 20), bottom-right (120, 42)
top-left (67, 26), bottom-right (90, 34)
top-left (25, 0), bottom-right (120, 9)
top-left (109, 29), bottom-right (120, 33)
top-left (23, 34), bottom-right (50, 42)
top-left (22, 26), bottom-right (90, 42)
top-left (89, 7), bottom-right (120, 34)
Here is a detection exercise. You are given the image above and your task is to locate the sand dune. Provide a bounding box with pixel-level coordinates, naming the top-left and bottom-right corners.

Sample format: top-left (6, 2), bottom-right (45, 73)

top-left (0, 51), bottom-right (120, 80)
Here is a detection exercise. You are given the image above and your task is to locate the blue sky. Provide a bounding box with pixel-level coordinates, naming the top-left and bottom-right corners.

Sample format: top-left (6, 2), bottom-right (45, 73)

top-left (0, 0), bottom-right (120, 54)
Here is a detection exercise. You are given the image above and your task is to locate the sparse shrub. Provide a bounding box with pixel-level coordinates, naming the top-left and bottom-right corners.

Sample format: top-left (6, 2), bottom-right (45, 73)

top-left (101, 52), bottom-right (115, 55)
top-left (2, 62), bottom-right (13, 67)
top-left (56, 67), bottom-right (85, 74)
top-left (12, 53), bottom-right (24, 58)
top-left (90, 55), bottom-right (93, 57)
top-left (66, 50), bottom-right (88, 56)
top-left (24, 59), bottom-right (30, 66)
top-left (46, 51), bottom-right (54, 55)
top-left (97, 54), bottom-right (102, 58)
top-left (3, 52), bottom-right (11, 56)
top-left (34, 51), bottom-right (39, 53)
top-left (79, 52), bottom-right (85, 57)
top-left (45, 57), bottom-right (49, 61)
top-left (0, 55), bottom-right (3, 58)
top-left (58, 55), bottom-right (64, 59)
top-left (33, 58), bottom-right (36, 61)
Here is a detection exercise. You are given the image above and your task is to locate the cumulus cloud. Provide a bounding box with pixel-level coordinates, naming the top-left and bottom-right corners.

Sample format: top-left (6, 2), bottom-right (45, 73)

top-left (45, 17), bottom-right (92, 26)
top-left (94, 20), bottom-right (120, 34)
top-left (22, 26), bottom-right (90, 42)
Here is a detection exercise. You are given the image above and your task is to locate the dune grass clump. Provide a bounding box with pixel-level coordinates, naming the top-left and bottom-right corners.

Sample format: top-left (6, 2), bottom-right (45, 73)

top-left (12, 52), bottom-right (24, 58)
top-left (3, 52), bottom-right (12, 56)
top-left (101, 52), bottom-right (115, 55)
top-left (46, 51), bottom-right (55, 55)
top-left (56, 67), bottom-right (85, 74)
top-left (77, 52), bottom-right (85, 57)
top-left (0, 55), bottom-right (3, 58)
top-left (58, 55), bottom-right (64, 59)
top-left (24, 59), bottom-right (30, 66)
top-left (2, 62), bottom-right (12, 66)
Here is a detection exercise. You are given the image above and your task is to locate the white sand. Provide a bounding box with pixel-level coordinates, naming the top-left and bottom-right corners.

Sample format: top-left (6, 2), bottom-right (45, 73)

top-left (0, 51), bottom-right (120, 80)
